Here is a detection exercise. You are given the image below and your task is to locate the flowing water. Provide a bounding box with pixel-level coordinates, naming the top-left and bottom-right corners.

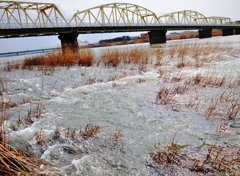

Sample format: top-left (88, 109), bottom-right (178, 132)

top-left (0, 36), bottom-right (240, 175)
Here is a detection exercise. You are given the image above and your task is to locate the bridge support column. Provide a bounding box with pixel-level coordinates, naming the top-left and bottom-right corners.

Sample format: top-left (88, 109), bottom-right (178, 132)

top-left (58, 33), bottom-right (79, 53)
top-left (198, 29), bottom-right (212, 39)
top-left (222, 28), bottom-right (233, 36)
top-left (148, 30), bottom-right (167, 44)
top-left (235, 28), bottom-right (240, 35)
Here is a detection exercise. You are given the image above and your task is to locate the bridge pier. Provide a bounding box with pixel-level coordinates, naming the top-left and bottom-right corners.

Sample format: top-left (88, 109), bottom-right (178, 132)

top-left (58, 33), bottom-right (79, 53)
top-left (222, 28), bottom-right (233, 36)
top-left (148, 30), bottom-right (167, 44)
top-left (235, 28), bottom-right (240, 35)
top-left (198, 29), bottom-right (212, 39)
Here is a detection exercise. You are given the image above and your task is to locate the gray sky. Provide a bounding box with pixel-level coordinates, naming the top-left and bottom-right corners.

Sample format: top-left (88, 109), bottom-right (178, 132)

top-left (0, 0), bottom-right (239, 53)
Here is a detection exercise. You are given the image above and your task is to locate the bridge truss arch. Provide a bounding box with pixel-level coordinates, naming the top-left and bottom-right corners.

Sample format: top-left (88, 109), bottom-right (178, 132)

top-left (206, 16), bottom-right (232, 24)
top-left (158, 10), bottom-right (208, 24)
top-left (69, 3), bottom-right (161, 27)
top-left (0, 1), bottom-right (68, 29)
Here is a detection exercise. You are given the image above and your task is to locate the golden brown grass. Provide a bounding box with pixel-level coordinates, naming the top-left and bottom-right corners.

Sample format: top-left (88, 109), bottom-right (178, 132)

top-left (185, 87), bottom-right (239, 119)
top-left (0, 100), bottom-right (18, 109)
top-left (5, 40), bottom-right (238, 72)
top-left (80, 124), bottom-right (101, 140)
top-left (184, 72), bottom-right (240, 119)
top-left (154, 42), bottom-right (239, 120)
top-left (155, 83), bottom-right (190, 105)
top-left (0, 116), bottom-right (57, 175)
top-left (3, 62), bottom-right (21, 72)
top-left (151, 41), bottom-right (236, 69)
top-left (22, 46), bottom-right (94, 70)
top-left (54, 124), bottom-right (101, 141)
top-left (1, 39), bottom-right (239, 175)
top-left (158, 70), bottom-right (240, 120)
top-left (0, 78), bottom-right (19, 109)
top-left (0, 142), bottom-right (56, 175)
top-left (186, 72), bottom-right (227, 87)
top-left (98, 46), bottom-right (151, 67)
top-left (153, 135), bottom-right (240, 175)
top-left (0, 80), bottom-right (56, 175)
top-left (97, 40), bottom-right (234, 68)
top-left (154, 48), bottom-right (165, 66)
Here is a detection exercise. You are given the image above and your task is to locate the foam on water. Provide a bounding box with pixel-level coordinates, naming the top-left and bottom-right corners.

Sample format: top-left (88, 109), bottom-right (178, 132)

top-left (2, 35), bottom-right (240, 175)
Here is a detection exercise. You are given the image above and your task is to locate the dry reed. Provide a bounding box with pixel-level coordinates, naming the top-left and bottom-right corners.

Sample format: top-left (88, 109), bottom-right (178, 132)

top-left (5, 40), bottom-right (237, 73)
top-left (156, 83), bottom-right (190, 105)
top-left (99, 46), bottom-right (150, 67)
top-left (0, 78), bottom-right (56, 175)
top-left (186, 72), bottom-right (228, 87)
top-left (0, 117), bottom-right (56, 175)
top-left (153, 135), bottom-right (240, 175)
top-left (22, 46), bottom-right (94, 70)
top-left (185, 88), bottom-right (239, 119)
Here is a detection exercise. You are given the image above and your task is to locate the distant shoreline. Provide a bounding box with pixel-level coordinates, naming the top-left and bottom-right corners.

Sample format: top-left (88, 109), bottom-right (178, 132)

top-left (0, 29), bottom-right (234, 57)
top-left (0, 47), bottom-right (60, 57)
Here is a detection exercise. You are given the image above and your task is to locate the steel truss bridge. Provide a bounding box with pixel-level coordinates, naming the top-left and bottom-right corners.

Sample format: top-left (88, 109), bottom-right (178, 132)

top-left (0, 1), bottom-right (240, 47)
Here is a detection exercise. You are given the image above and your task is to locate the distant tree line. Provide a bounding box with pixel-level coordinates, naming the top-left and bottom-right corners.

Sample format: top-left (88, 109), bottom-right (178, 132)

top-left (99, 36), bottom-right (131, 44)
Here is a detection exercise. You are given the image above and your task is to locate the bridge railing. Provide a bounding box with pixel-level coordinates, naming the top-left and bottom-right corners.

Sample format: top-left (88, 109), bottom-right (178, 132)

top-left (0, 19), bottom-right (71, 29)
top-left (1, 19), bottom-right (240, 29)
top-left (68, 22), bottom-right (238, 27)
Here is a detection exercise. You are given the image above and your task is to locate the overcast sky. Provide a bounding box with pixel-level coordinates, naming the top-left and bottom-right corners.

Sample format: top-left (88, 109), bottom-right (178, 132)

top-left (0, 0), bottom-right (239, 53)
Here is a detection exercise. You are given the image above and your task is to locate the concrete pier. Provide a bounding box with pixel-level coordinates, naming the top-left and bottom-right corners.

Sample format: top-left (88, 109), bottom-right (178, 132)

top-left (148, 30), bottom-right (167, 44)
top-left (198, 29), bottom-right (212, 39)
top-left (58, 33), bottom-right (79, 53)
top-left (235, 28), bottom-right (240, 35)
top-left (222, 28), bottom-right (233, 36)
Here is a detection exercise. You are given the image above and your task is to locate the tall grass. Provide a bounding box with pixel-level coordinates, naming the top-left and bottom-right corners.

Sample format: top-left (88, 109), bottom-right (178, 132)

top-left (1, 38), bottom-right (240, 175)
top-left (98, 46), bottom-right (151, 67)
top-left (22, 45), bottom-right (94, 70)
top-left (0, 78), bottom-right (56, 175)
top-left (4, 40), bottom-right (238, 72)
top-left (153, 135), bottom-right (240, 175)
top-left (186, 71), bottom-right (228, 87)
top-left (97, 41), bottom-right (232, 68)
top-left (157, 69), bottom-right (240, 120)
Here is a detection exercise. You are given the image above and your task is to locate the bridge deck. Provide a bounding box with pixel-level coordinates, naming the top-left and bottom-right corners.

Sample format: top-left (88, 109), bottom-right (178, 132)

top-left (0, 1), bottom-right (239, 38)
top-left (1, 25), bottom-right (239, 38)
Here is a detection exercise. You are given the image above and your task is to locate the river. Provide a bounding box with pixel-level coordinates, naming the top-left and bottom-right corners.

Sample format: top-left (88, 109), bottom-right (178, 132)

top-left (0, 35), bottom-right (239, 175)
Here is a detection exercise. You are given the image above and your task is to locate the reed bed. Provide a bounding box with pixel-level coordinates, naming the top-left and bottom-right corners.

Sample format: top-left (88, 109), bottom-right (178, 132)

top-left (155, 83), bottom-right (190, 105)
top-left (21, 46), bottom-right (94, 70)
top-left (153, 41), bottom-right (236, 69)
top-left (0, 100), bottom-right (18, 109)
top-left (153, 135), bottom-right (240, 175)
top-left (1, 39), bottom-right (240, 175)
top-left (4, 40), bottom-right (238, 72)
top-left (0, 78), bottom-right (56, 175)
top-left (0, 78), bottom-right (5, 96)
top-left (0, 142), bottom-right (56, 175)
top-left (186, 71), bottom-right (228, 87)
top-left (185, 88), bottom-right (240, 120)
top-left (98, 46), bottom-right (151, 67)
top-left (98, 41), bottom-right (233, 68)
top-left (160, 85), bottom-right (239, 120)
top-left (157, 69), bottom-right (240, 120)
top-left (15, 102), bottom-right (44, 130)
top-left (54, 124), bottom-right (102, 141)
top-left (27, 124), bottom-right (125, 172)
top-left (0, 77), bottom-right (19, 110)
top-left (182, 72), bottom-right (240, 119)
top-left (0, 116), bottom-right (56, 175)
